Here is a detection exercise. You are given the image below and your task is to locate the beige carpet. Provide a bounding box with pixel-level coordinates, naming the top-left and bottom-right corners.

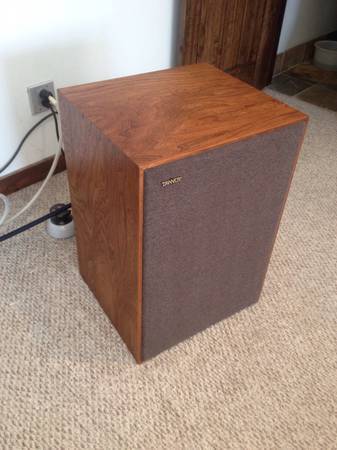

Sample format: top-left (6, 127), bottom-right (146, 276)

top-left (0, 91), bottom-right (337, 449)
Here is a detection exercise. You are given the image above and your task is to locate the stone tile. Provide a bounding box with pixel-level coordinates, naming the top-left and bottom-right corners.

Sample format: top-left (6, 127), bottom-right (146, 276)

top-left (287, 63), bottom-right (337, 88)
top-left (268, 73), bottom-right (314, 96)
top-left (296, 84), bottom-right (337, 111)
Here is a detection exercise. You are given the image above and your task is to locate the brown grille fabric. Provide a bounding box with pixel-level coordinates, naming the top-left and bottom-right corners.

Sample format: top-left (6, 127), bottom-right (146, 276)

top-left (142, 123), bottom-right (305, 360)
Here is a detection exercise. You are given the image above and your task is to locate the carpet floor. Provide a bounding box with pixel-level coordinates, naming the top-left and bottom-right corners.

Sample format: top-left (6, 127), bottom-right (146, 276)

top-left (0, 91), bottom-right (336, 449)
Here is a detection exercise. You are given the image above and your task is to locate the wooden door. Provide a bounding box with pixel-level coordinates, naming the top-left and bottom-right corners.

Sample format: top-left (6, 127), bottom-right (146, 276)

top-left (180, 0), bottom-right (287, 88)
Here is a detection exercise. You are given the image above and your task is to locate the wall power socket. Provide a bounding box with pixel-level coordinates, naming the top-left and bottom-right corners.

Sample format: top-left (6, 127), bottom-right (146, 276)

top-left (27, 81), bottom-right (55, 115)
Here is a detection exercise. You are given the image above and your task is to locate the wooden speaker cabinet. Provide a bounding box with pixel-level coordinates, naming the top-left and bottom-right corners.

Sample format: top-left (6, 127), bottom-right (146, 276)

top-left (59, 64), bottom-right (307, 362)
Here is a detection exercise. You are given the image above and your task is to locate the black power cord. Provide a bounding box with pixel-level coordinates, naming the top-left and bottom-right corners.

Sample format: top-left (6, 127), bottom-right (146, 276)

top-left (0, 203), bottom-right (71, 243)
top-left (0, 90), bottom-right (63, 175)
top-left (49, 106), bottom-right (60, 141)
top-left (39, 90), bottom-right (59, 140)
top-left (40, 89), bottom-right (64, 155)
top-left (0, 112), bottom-right (55, 175)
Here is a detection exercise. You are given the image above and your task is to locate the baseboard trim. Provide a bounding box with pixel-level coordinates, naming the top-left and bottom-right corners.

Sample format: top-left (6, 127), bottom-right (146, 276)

top-left (0, 153), bottom-right (66, 196)
top-left (274, 30), bottom-right (337, 75)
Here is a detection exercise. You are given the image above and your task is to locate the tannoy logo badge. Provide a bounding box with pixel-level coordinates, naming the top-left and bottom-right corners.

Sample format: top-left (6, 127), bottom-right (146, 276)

top-left (161, 176), bottom-right (182, 187)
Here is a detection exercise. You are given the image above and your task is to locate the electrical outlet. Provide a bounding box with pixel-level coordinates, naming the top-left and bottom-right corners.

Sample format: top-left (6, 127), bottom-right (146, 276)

top-left (27, 81), bottom-right (55, 115)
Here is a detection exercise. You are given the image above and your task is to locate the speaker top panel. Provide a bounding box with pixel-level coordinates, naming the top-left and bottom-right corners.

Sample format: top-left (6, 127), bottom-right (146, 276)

top-left (59, 64), bottom-right (307, 170)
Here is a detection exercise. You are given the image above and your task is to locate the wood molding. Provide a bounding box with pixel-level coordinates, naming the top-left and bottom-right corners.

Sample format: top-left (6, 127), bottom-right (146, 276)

top-left (0, 153), bottom-right (66, 196)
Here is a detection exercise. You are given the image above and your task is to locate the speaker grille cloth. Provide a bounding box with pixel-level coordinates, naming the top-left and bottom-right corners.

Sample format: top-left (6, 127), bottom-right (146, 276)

top-left (142, 123), bottom-right (305, 360)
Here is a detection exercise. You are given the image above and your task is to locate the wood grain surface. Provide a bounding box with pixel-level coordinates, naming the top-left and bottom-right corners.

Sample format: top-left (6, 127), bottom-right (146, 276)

top-left (59, 64), bottom-right (306, 170)
top-left (181, 0), bottom-right (287, 88)
top-left (58, 100), bottom-right (143, 362)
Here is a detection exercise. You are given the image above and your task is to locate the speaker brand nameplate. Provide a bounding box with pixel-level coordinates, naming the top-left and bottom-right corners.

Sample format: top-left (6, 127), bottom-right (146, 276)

top-left (161, 176), bottom-right (182, 187)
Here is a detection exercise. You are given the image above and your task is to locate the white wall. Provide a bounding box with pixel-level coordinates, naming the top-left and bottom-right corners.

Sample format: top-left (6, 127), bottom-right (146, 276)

top-left (0, 0), bottom-right (179, 175)
top-left (278, 0), bottom-right (337, 53)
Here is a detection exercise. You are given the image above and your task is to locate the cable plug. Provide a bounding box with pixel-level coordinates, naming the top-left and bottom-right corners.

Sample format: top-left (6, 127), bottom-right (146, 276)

top-left (39, 89), bottom-right (58, 109)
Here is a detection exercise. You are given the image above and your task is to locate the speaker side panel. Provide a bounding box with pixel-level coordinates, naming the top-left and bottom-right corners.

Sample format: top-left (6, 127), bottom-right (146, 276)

top-left (59, 96), bottom-right (143, 362)
top-left (142, 122), bottom-right (306, 360)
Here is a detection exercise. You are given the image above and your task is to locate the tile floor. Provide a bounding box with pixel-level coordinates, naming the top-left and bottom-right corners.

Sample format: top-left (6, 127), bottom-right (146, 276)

top-left (269, 63), bottom-right (337, 112)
